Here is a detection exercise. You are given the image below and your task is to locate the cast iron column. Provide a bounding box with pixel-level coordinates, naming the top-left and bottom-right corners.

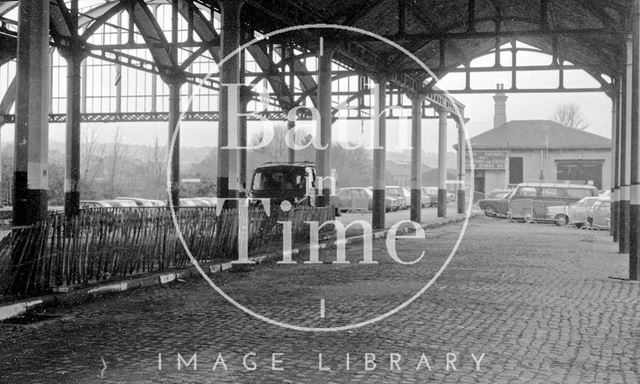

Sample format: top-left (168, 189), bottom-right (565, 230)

top-left (286, 46), bottom-right (296, 164)
top-left (239, 85), bottom-right (252, 193)
top-left (629, 3), bottom-right (639, 280)
top-left (457, 118), bottom-right (467, 214)
top-left (61, 51), bottom-right (84, 218)
top-left (615, 79), bottom-right (624, 243)
top-left (612, 91), bottom-right (619, 240)
top-left (166, 78), bottom-right (183, 207)
top-left (621, 35), bottom-right (633, 254)
top-left (409, 93), bottom-right (422, 223)
top-left (437, 107), bottom-right (448, 218)
top-left (60, 0), bottom-right (85, 219)
top-left (372, 76), bottom-right (387, 230)
top-left (217, 0), bottom-right (244, 201)
top-left (316, 43), bottom-right (335, 207)
top-left (11, 0), bottom-right (50, 295)
top-left (13, 0), bottom-right (50, 225)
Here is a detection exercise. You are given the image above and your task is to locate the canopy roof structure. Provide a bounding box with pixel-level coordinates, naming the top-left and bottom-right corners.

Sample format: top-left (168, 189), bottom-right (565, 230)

top-left (0, 0), bottom-right (626, 122)
top-left (244, 0), bottom-right (624, 87)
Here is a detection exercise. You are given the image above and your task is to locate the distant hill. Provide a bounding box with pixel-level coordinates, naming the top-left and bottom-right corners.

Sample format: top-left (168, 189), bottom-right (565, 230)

top-left (374, 149), bottom-right (458, 169)
top-left (1, 141), bottom-right (212, 168)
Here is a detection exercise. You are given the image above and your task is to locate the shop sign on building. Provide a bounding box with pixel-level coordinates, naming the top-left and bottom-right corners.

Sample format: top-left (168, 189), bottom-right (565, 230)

top-left (465, 150), bottom-right (508, 170)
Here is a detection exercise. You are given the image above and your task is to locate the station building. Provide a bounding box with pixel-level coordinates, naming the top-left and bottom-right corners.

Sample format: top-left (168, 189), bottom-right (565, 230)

top-left (463, 90), bottom-right (612, 195)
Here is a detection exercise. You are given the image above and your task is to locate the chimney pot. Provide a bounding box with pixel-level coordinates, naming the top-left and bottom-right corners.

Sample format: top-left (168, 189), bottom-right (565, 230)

top-left (493, 84), bottom-right (508, 128)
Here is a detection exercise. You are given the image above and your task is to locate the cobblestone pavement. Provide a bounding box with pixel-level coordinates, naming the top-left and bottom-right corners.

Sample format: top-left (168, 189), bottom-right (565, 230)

top-left (1, 217), bottom-right (639, 384)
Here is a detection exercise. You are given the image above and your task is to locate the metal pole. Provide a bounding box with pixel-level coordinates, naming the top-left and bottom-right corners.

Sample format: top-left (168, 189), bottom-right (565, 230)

top-left (11, 0), bottom-right (50, 294)
top-left (13, 0), bottom-right (50, 226)
top-left (168, 81), bottom-right (182, 207)
top-left (621, 35), bottom-right (633, 254)
top-left (372, 76), bottom-right (387, 230)
top-left (63, 53), bottom-right (83, 218)
top-left (239, 86), bottom-right (251, 193)
top-left (63, 0), bottom-right (83, 219)
top-left (457, 118), bottom-right (467, 214)
top-left (612, 91), bottom-right (619, 241)
top-left (409, 94), bottom-right (422, 223)
top-left (217, 0), bottom-right (244, 201)
top-left (316, 44), bottom-right (334, 207)
top-left (287, 45), bottom-right (296, 163)
top-left (616, 78), bottom-right (624, 243)
top-left (629, 2), bottom-right (639, 280)
top-left (115, 12), bottom-right (122, 114)
top-left (437, 108), bottom-right (448, 217)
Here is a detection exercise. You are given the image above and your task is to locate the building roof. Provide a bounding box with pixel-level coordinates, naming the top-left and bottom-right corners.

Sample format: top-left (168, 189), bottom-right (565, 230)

top-left (465, 120), bottom-right (612, 150)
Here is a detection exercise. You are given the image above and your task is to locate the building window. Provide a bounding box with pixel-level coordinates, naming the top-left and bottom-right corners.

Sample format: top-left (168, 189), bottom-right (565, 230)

top-left (509, 157), bottom-right (523, 185)
top-left (556, 160), bottom-right (604, 190)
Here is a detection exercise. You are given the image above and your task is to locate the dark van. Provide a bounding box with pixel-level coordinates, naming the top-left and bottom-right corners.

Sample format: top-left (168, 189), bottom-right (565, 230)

top-left (249, 162), bottom-right (339, 214)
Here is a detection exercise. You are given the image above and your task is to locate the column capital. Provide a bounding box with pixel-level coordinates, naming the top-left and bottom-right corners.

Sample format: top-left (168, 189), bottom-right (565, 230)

top-left (58, 37), bottom-right (89, 61)
top-left (160, 66), bottom-right (187, 86)
top-left (406, 91), bottom-right (424, 103)
top-left (436, 106), bottom-right (450, 116)
top-left (370, 72), bottom-right (388, 84)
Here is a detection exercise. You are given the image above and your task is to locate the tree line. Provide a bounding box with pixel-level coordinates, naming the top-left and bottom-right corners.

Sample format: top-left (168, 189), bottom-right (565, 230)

top-left (0, 125), bottom-right (373, 205)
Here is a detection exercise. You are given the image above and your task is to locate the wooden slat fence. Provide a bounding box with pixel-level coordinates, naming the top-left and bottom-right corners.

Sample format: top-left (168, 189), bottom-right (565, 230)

top-left (0, 205), bottom-right (333, 297)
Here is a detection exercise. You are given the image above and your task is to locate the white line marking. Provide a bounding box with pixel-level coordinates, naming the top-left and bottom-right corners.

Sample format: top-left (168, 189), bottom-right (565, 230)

top-left (320, 298), bottom-right (325, 318)
top-left (100, 356), bottom-right (107, 378)
top-left (319, 36), bottom-right (324, 56)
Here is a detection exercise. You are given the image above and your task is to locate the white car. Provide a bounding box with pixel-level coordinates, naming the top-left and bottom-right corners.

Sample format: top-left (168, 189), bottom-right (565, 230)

top-left (546, 196), bottom-right (600, 227)
top-left (386, 186), bottom-right (410, 210)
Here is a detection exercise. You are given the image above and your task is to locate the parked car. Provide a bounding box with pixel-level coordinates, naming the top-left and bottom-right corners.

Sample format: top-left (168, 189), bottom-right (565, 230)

top-left (421, 192), bottom-right (433, 208)
top-left (180, 197), bottom-right (215, 207)
top-left (103, 199), bottom-right (137, 208)
top-left (545, 196), bottom-right (600, 227)
top-left (422, 187), bottom-right (438, 207)
top-left (446, 191), bottom-right (456, 202)
top-left (384, 193), bottom-right (401, 211)
top-left (478, 182), bottom-right (599, 219)
top-left (587, 198), bottom-right (611, 229)
top-left (337, 187), bottom-right (399, 212)
top-left (486, 189), bottom-right (512, 199)
top-left (402, 187), bottom-right (412, 207)
top-left (80, 200), bottom-right (111, 209)
top-left (198, 197), bottom-right (217, 207)
top-left (422, 186), bottom-right (454, 207)
top-left (179, 198), bottom-right (197, 207)
top-left (115, 197), bottom-right (155, 207)
top-left (386, 186), bottom-right (409, 209)
top-left (249, 162), bottom-right (340, 215)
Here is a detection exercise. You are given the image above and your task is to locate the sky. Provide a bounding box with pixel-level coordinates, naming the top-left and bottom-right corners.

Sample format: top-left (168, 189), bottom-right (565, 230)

top-left (0, 44), bottom-right (613, 154)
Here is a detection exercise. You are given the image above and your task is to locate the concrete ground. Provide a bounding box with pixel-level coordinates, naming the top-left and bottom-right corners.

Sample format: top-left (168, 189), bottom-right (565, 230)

top-left (1, 216), bottom-right (638, 384)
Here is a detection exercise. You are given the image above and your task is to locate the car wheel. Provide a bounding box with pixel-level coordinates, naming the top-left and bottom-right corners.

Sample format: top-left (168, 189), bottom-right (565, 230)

top-left (484, 206), bottom-right (498, 217)
top-left (554, 214), bottom-right (569, 226)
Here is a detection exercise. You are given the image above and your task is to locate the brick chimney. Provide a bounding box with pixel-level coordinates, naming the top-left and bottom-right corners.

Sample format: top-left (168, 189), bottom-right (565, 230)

top-left (493, 83), bottom-right (508, 128)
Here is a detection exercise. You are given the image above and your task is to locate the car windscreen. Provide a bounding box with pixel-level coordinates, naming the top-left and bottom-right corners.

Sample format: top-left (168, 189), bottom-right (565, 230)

top-left (386, 187), bottom-right (402, 196)
top-left (584, 198), bottom-right (598, 208)
top-left (566, 188), bottom-right (595, 198)
top-left (252, 168), bottom-right (306, 191)
top-left (515, 187), bottom-right (537, 197)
